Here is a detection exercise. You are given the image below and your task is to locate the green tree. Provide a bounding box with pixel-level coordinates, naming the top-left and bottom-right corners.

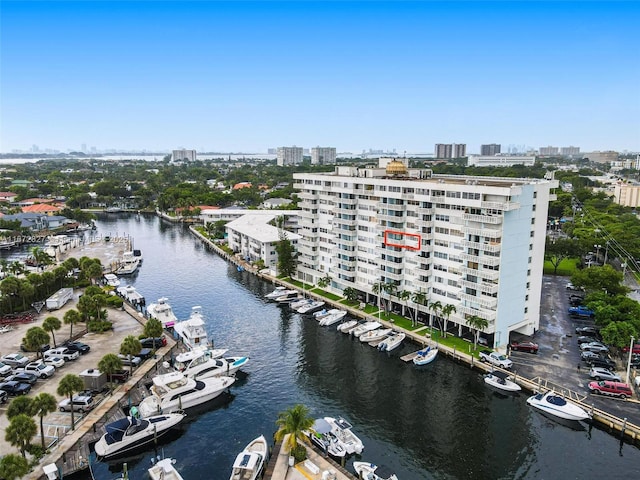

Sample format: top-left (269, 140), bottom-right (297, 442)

top-left (398, 290), bottom-right (412, 318)
top-left (0, 276), bottom-right (19, 312)
top-left (143, 318), bottom-right (163, 341)
top-left (98, 353), bottom-right (124, 390)
top-left (57, 374), bottom-right (85, 430)
top-left (571, 264), bottom-right (629, 296)
top-left (22, 327), bottom-right (50, 359)
top-left (63, 309), bottom-right (82, 340)
top-left (544, 237), bottom-right (582, 274)
top-left (465, 315), bottom-right (489, 349)
top-left (275, 237), bottom-right (297, 278)
top-left (429, 300), bottom-right (443, 334)
top-left (411, 291), bottom-right (428, 328)
top-left (120, 335), bottom-right (142, 375)
top-left (441, 304), bottom-right (457, 338)
top-left (274, 404), bottom-right (314, 461)
top-left (316, 275), bottom-right (331, 289)
top-left (31, 393), bottom-right (58, 448)
top-left (0, 453), bottom-right (29, 480)
top-left (42, 316), bottom-right (62, 348)
top-left (6, 396), bottom-right (34, 420)
top-left (342, 287), bottom-right (359, 303)
top-left (600, 321), bottom-right (639, 349)
top-left (5, 414), bottom-right (37, 458)
top-left (29, 246), bottom-right (54, 268)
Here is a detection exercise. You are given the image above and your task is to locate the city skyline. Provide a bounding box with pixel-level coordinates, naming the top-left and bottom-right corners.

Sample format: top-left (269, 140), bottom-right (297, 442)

top-left (1, 1), bottom-right (638, 153)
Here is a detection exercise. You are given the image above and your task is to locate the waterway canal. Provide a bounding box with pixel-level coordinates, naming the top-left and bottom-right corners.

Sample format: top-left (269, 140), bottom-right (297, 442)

top-left (12, 213), bottom-right (640, 479)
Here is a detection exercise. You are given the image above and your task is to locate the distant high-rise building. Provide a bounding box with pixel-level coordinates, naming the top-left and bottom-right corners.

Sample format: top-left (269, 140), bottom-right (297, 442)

top-left (539, 146), bottom-right (559, 156)
top-left (481, 144), bottom-right (501, 156)
top-left (561, 146), bottom-right (580, 156)
top-left (277, 146), bottom-right (303, 166)
top-left (172, 149), bottom-right (197, 162)
top-left (453, 144), bottom-right (467, 158)
top-left (267, 148), bottom-right (277, 155)
top-left (584, 151), bottom-right (619, 164)
top-left (311, 147), bottom-right (336, 165)
top-left (434, 144), bottom-right (453, 159)
top-left (81, 143), bottom-right (87, 153)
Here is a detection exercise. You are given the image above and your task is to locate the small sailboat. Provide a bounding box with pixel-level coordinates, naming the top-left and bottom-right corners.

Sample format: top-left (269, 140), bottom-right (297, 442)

top-left (413, 346), bottom-right (438, 365)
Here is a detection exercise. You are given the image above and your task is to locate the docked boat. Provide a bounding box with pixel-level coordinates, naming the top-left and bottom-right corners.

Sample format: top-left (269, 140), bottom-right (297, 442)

top-left (296, 300), bottom-right (326, 315)
top-left (526, 390), bottom-right (590, 421)
top-left (275, 292), bottom-right (302, 304)
top-left (103, 273), bottom-right (120, 288)
top-left (305, 418), bottom-right (347, 458)
top-left (314, 308), bottom-right (341, 320)
top-left (265, 286), bottom-right (295, 300)
top-left (94, 412), bottom-right (186, 459)
top-left (229, 434), bottom-right (268, 480)
top-left (378, 332), bottom-right (405, 352)
top-left (337, 319), bottom-right (358, 333)
top-left (173, 306), bottom-right (209, 350)
top-left (350, 321), bottom-right (382, 338)
top-left (147, 297), bottom-right (179, 328)
top-left (413, 346), bottom-right (438, 365)
top-left (484, 371), bottom-right (522, 392)
top-left (289, 297), bottom-right (312, 310)
top-left (148, 458), bottom-right (184, 480)
top-left (353, 462), bottom-right (399, 480)
top-left (116, 251), bottom-right (141, 275)
top-left (174, 348), bottom-right (248, 380)
top-left (324, 416), bottom-right (364, 455)
top-left (116, 285), bottom-right (146, 306)
top-left (137, 370), bottom-right (235, 418)
top-left (319, 310), bottom-right (348, 326)
top-left (359, 328), bottom-right (393, 344)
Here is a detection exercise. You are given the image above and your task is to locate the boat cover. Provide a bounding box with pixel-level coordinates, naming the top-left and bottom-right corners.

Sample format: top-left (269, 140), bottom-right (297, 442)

top-left (312, 418), bottom-right (333, 434)
top-left (374, 464), bottom-right (396, 479)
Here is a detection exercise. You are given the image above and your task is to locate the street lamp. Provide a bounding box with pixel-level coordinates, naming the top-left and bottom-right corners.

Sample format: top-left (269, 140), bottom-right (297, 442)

top-left (604, 241), bottom-right (610, 265)
top-left (594, 244), bottom-right (602, 264)
top-left (626, 336), bottom-right (635, 386)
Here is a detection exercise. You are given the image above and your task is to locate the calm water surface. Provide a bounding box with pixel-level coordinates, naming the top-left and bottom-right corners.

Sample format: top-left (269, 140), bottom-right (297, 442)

top-left (16, 214), bottom-right (640, 479)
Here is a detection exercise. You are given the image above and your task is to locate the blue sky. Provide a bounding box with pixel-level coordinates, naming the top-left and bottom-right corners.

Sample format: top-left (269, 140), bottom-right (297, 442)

top-left (1, 1), bottom-right (638, 153)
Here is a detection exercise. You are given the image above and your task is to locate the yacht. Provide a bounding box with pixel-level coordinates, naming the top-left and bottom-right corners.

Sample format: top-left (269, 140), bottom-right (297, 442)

top-left (147, 297), bottom-right (179, 328)
top-left (116, 285), bottom-right (146, 306)
top-left (265, 286), bottom-right (295, 300)
top-left (526, 390), bottom-right (590, 421)
top-left (137, 370), bottom-right (235, 418)
top-left (116, 251), bottom-right (141, 275)
top-left (174, 348), bottom-right (249, 380)
top-left (148, 458), bottom-right (184, 480)
top-left (324, 416), bottom-right (364, 455)
top-left (103, 273), bottom-right (120, 288)
top-left (229, 435), bottom-right (267, 480)
top-left (296, 300), bottom-right (326, 315)
top-left (94, 412), bottom-right (185, 459)
top-left (173, 306), bottom-right (209, 350)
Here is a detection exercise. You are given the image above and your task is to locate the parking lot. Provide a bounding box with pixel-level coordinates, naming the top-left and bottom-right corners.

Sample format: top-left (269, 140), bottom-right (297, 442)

top-left (0, 295), bottom-right (145, 455)
top-left (509, 274), bottom-right (640, 426)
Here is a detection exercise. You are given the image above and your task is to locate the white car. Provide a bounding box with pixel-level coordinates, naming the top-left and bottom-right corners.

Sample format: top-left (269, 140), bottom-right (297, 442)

top-left (1, 353), bottom-right (30, 368)
top-left (43, 356), bottom-right (65, 368)
top-left (580, 342), bottom-right (609, 354)
top-left (0, 361), bottom-right (13, 377)
top-left (589, 367), bottom-right (622, 382)
top-left (44, 348), bottom-right (79, 361)
top-left (21, 360), bottom-right (55, 379)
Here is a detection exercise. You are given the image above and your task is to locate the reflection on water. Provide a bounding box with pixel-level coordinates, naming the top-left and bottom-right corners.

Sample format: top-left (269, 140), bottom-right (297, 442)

top-left (20, 214), bottom-right (640, 480)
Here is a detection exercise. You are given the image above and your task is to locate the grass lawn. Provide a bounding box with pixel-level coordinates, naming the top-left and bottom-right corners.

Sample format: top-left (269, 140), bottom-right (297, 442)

top-left (311, 289), bottom-right (343, 301)
top-left (544, 257), bottom-right (580, 276)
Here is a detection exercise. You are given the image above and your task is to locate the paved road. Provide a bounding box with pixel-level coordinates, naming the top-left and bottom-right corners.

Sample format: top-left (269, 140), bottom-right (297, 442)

top-left (511, 274), bottom-right (640, 427)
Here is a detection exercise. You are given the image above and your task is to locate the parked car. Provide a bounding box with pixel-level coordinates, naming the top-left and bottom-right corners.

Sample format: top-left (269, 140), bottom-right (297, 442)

top-left (63, 340), bottom-right (91, 355)
top-left (580, 342), bottom-right (609, 354)
top-left (0, 361), bottom-right (12, 377)
top-left (510, 341), bottom-right (539, 354)
top-left (19, 360), bottom-right (55, 379)
top-left (589, 367), bottom-right (622, 382)
top-left (117, 354), bottom-right (141, 368)
top-left (1, 353), bottom-right (30, 368)
top-left (569, 296), bottom-right (584, 307)
top-left (58, 394), bottom-right (95, 413)
top-left (588, 380), bottom-right (633, 399)
top-left (581, 350), bottom-right (600, 361)
top-left (139, 337), bottom-right (167, 349)
top-left (44, 348), bottom-right (80, 361)
top-left (106, 369), bottom-right (130, 384)
top-left (622, 344), bottom-right (640, 355)
top-left (587, 356), bottom-right (617, 370)
top-left (20, 342), bottom-right (50, 353)
top-left (5, 372), bottom-right (38, 386)
top-left (575, 326), bottom-right (600, 336)
top-left (0, 380), bottom-right (31, 396)
top-left (566, 282), bottom-right (585, 291)
top-left (0, 389), bottom-right (7, 404)
top-left (43, 356), bottom-right (65, 368)
top-left (577, 336), bottom-right (598, 344)
top-left (568, 306), bottom-right (595, 317)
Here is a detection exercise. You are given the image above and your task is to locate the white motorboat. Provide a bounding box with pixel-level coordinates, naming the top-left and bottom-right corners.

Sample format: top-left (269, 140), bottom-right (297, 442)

top-left (359, 328), bottom-right (393, 344)
top-left (116, 251), bottom-right (141, 275)
top-left (526, 390), bottom-right (590, 421)
top-left (353, 462), bottom-right (399, 480)
top-left (305, 418), bottom-right (347, 458)
top-left (137, 370), bottom-right (235, 418)
top-left (148, 458), bottom-right (184, 480)
top-left (378, 332), bottom-right (405, 352)
top-left (275, 292), bottom-right (302, 304)
top-left (324, 416), bottom-right (364, 455)
top-left (289, 297), bottom-right (312, 310)
top-left (314, 308), bottom-right (341, 320)
top-left (337, 319), bottom-right (358, 333)
top-left (103, 273), bottom-right (120, 288)
top-left (484, 371), bottom-right (522, 392)
top-left (296, 300), bottom-right (325, 314)
top-left (350, 321), bottom-right (382, 338)
top-left (94, 412), bottom-right (185, 459)
top-left (265, 286), bottom-right (295, 300)
top-left (319, 310), bottom-right (348, 326)
top-left (173, 306), bottom-right (209, 350)
top-left (174, 349), bottom-right (248, 380)
top-left (116, 285), bottom-right (145, 305)
top-left (147, 297), bottom-right (178, 328)
top-left (413, 346), bottom-right (438, 365)
top-left (229, 434), bottom-right (268, 480)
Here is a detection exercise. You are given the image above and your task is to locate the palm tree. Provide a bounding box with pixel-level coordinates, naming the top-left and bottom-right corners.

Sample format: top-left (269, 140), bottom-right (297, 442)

top-left (120, 335), bottom-right (142, 375)
top-left (317, 274), bottom-right (331, 290)
top-left (5, 414), bottom-right (37, 458)
top-left (31, 393), bottom-right (57, 448)
top-left (274, 404), bottom-right (314, 459)
top-left (42, 316), bottom-right (62, 348)
top-left (428, 300), bottom-right (442, 335)
top-left (63, 309), bottom-right (82, 340)
top-left (441, 304), bottom-right (457, 338)
top-left (411, 291), bottom-right (428, 328)
top-left (398, 290), bottom-right (412, 318)
top-left (0, 276), bottom-right (19, 312)
top-left (22, 327), bottom-right (50, 360)
top-left (30, 246), bottom-right (53, 269)
top-left (371, 280), bottom-right (385, 318)
top-left (98, 353), bottom-right (124, 391)
top-left (0, 453), bottom-right (29, 480)
top-left (466, 314), bottom-right (489, 349)
top-left (57, 374), bottom-right (85, 430)
top-left (143, 318), bottom-right (163, 342)
top-left (6, 396), bottom-right (34, 420)
top-left (382, 282), bottom-right (398, 314)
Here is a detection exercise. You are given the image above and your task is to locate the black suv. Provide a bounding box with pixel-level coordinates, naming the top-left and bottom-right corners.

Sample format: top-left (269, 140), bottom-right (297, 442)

top-left (587, 356), bottom-right (617, 370)
top-left (63, 341), bottom-right (91, 354)
top-left (139, 337), bottom-right (167, 349)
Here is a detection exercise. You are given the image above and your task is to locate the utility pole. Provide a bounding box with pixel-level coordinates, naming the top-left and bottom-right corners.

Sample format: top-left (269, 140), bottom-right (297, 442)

top-left (626, 336), bottom-right (635, 385)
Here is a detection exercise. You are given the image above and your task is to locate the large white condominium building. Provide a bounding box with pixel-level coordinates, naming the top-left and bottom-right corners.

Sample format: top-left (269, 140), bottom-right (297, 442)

top-left (277, 146), bottom-right (304, 166)
top-left (467, 155), bottom-right (536, 167)
top-left (293, 160), bottom-right (558, 351)
top-left (172, 149), bottom-right (196, 162)
top-left (311, 147), bottom-right (337, 165)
